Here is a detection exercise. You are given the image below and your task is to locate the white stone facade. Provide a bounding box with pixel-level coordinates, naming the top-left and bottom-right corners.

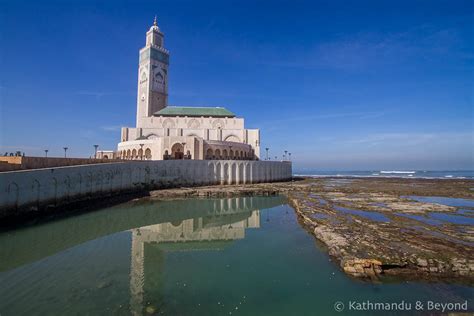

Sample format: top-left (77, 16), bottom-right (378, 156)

top-left (118, 116), bottom-right (260, 160)
top-left (105, 19), bottom-right (261, 161)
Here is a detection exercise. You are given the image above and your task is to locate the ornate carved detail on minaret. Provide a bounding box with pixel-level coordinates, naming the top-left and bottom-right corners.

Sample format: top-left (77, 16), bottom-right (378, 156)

top-left (136, 18), bottom-right (169, 127)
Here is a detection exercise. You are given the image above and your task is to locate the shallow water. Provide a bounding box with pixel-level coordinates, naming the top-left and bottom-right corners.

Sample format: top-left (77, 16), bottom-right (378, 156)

top-left (395, 212), bottom-right (474, 226)
top-left (309, 193), bottom-right (328, 205)
top-left (309, 194), bottom-right (328, 205)
top-left (370, 202), bottom-right (388, 208)
top-left (399, 196), bottom-right (474, 226)
top-left (458, 209), bottom-right (474, 216)
top-left (0, 196), bottom-right (472, 315)
top-left (333, 205), bottom-right (390, 222)
top-left (395, 213), bottom-right (442, 226)
top-left (310, 213), bottom-right (331, 220)
top-left (429, 213), bottom-right (474, 225)
top-left (403, 196), bottom-right (474, 208)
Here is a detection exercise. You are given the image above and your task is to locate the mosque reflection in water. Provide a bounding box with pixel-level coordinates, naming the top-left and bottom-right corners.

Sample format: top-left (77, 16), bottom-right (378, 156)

top-left (128, 197), bottom-right (271, 315)
top-left (0, 196), bottom-right (285, 315)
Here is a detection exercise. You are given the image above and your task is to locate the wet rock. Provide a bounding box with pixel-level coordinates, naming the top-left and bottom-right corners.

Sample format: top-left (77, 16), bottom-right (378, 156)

top-left (313, 226), bottom-right (348, 248)
top-left (97, 280), bottom-right (113, 289)
top-left (145, 305), bottom-right (157, 314)
top-left (341, 258), bottom-right (383, 278)
top-left (343, 266), bottom-right (357, 274)
top-left (468, 262), bottom-right (474, 271)
top-left (287, 177), bottom-right (474, 283)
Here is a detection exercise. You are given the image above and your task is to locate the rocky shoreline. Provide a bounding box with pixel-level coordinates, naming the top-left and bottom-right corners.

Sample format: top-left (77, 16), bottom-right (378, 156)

top-left (146, 177), bottom-right (474, 284)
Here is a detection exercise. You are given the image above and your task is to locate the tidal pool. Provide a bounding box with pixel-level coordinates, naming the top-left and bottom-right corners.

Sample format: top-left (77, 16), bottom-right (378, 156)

top-left (395, 213), bottom-right (442, 226)
top-left (429, 212), bottom-right (474, 225)
top-left (0, 196), bottom-right (472, 315)
top-left (458, 209), bottom-right (474, 216)
top-left (333, 205), bottom-right (390, 223)
top-left (403, 196), bottom-right (474, 208)
top-left (400, 196), bottom-right (474, 226)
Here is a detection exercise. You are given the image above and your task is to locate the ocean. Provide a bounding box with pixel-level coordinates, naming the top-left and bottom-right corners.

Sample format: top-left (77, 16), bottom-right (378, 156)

top-left (293, 170), bottom-right (474, 179)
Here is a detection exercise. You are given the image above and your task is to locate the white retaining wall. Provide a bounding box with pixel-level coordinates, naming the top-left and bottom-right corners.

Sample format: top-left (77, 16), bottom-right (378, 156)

top-left (0, 160), bottom-right (292, 212)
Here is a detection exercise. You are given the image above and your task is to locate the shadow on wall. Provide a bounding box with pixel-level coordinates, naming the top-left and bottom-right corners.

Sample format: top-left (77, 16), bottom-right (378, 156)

top-left (0, 156), bottom-right (121, 172)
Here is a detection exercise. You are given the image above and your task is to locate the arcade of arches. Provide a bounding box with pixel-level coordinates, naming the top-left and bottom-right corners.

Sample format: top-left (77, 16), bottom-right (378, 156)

top-left (115, 141), bottom-right (254, 161)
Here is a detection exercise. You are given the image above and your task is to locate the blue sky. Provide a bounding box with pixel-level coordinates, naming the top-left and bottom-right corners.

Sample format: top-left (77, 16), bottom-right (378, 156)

top-left (0, 0), bottom-right (472, 171)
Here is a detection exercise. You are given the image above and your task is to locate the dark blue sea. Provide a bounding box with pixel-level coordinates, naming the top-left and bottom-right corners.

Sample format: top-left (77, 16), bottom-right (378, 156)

top-left (293, 170), bottom-right (474, 179)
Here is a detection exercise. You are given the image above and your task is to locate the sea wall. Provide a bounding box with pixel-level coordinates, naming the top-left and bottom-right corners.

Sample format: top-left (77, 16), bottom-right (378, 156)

top-left (0, 156), bottom-right (121, 172)
top-left (0, 160), bottom-right (292, 218)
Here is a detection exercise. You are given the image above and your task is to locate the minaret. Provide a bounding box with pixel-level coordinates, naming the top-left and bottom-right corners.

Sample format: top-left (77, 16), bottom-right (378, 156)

top-left (136, 17), bottom-right (169, 127)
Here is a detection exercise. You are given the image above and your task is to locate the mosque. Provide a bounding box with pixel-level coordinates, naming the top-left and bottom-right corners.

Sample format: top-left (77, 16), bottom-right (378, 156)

top-left (100, 18), bottom-right (260, 161)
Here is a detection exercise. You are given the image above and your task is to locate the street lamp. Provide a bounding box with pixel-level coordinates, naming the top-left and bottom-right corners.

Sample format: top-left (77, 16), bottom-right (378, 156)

top-left (289, 152), bottom-right (292, 161)
top-left (93, 145), bottom-right (99, 159)
top-left (139, 144), bottom-right (144, 160)
top-left (265, 147), bottom-right (269, 161)
top-left (63, 147), bottom-right (68, 158)
top-left (284, 150), bottom-right (288, 160)
top-left (44, 149), bottom-right (49, 158)
top-left (274, 156), bottom-right (277, 161)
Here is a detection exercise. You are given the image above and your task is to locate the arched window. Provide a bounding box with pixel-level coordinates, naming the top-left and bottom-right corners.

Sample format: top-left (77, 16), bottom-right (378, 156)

top-left (171, 143), bottom-right (184, 159)
top-left (145, 148), bottom-right (152, 160)
top-left (224, 135), bottom-right (241, 142)
top-left (206, 148), bottom-right (213, 160)
top-left (187, 119), bottom-right (200, 129)
top-left (146, 134), bottom-right (159, 140)
top-left (155, 72), bottom-right (164, 83)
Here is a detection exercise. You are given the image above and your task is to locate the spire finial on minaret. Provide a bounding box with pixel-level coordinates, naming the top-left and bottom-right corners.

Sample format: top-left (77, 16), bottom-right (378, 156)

top-left (153, 15), bottom-right (157, 26)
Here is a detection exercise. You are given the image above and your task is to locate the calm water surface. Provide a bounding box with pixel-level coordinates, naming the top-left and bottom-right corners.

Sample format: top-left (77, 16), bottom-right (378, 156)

top-left (0, 196), bottom-right (472, 315)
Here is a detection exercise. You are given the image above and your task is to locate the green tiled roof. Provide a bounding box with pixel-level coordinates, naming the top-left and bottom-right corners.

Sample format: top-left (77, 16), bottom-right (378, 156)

top-left (154, 106), bottom-right (236, 117)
